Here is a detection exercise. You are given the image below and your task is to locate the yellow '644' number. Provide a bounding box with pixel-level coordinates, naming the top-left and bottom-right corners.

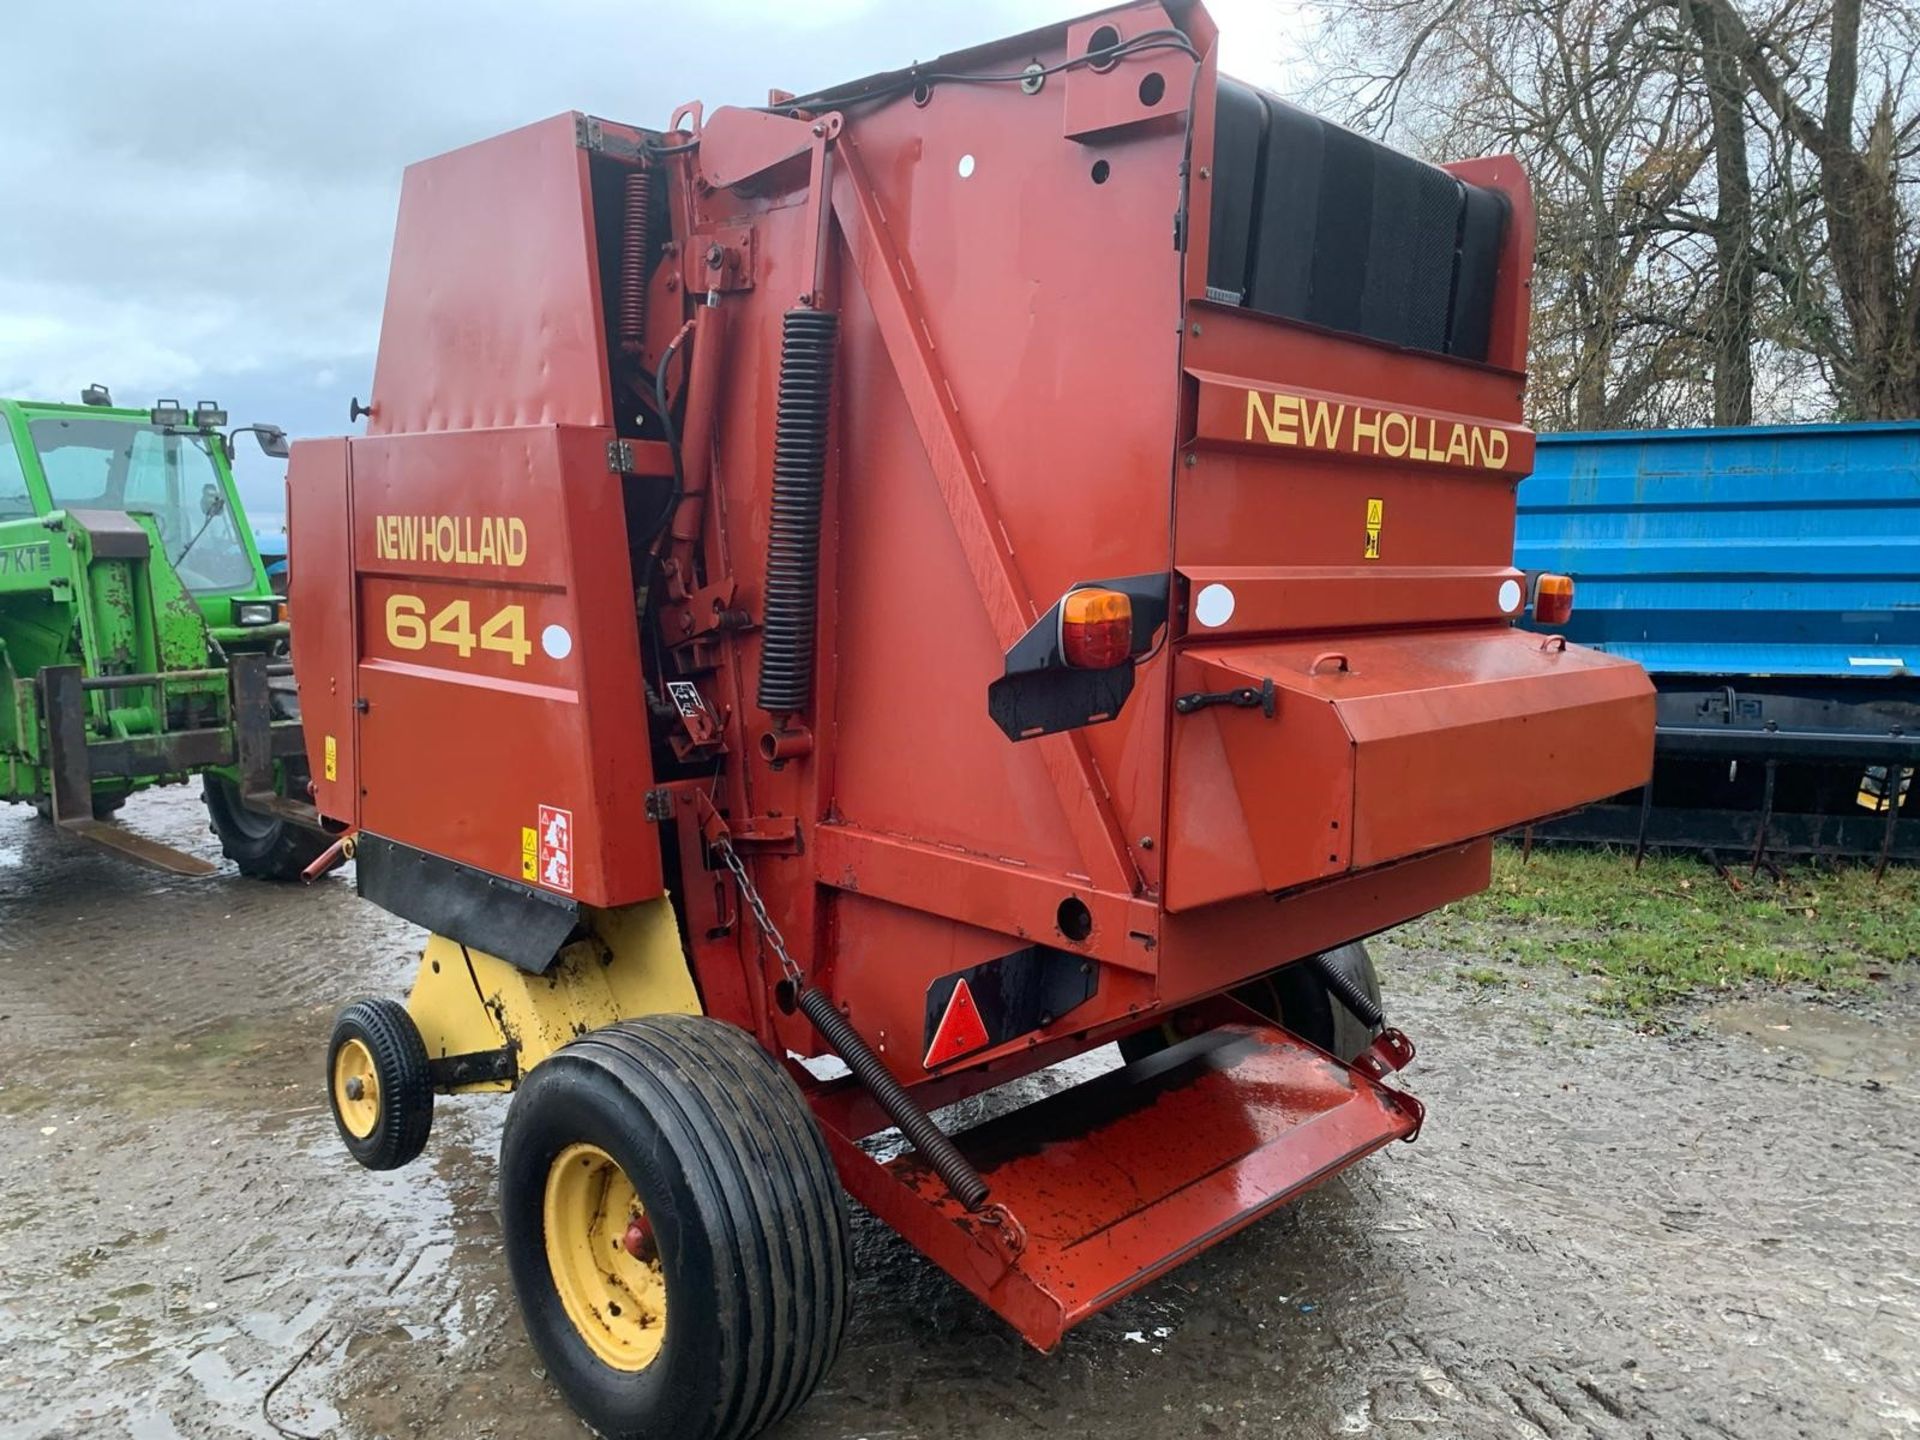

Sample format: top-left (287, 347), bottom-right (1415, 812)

top-left (385, 594), bottom-right (532, 666)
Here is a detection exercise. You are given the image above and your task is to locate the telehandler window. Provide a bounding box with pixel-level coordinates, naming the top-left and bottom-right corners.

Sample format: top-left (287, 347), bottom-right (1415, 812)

top-left (0, 428), bottom-right (31, 519)
top-left (29, 416), bottom-right (253, 593)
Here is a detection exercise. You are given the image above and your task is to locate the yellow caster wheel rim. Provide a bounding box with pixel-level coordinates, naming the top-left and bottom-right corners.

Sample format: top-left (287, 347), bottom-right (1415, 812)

top-left (332, 1036), bottom-right (381, 1139)
top-left (544, 1142), bottom-right (668, 1372)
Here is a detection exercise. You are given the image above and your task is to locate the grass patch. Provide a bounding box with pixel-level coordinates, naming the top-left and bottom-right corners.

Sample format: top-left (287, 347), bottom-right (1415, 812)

top-left (1417, 845), bottom-right (1920, 1019)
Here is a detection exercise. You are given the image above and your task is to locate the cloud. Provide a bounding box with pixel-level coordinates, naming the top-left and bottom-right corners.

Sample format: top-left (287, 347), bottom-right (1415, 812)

top-left (1, 0), bottom-right (1302, 526)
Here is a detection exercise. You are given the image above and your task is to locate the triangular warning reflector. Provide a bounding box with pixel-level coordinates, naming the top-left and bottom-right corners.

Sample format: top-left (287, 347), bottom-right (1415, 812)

top-left (924, 977), bottom-right (991, 1068)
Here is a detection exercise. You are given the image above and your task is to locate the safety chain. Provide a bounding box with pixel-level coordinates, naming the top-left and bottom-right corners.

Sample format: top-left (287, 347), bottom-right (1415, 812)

top-left (711, 834), bottom-right (805, 986)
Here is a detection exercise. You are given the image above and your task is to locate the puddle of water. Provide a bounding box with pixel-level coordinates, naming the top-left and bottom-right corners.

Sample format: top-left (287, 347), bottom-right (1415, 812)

top-left (1704, 998), bottom-right (1919, 1090)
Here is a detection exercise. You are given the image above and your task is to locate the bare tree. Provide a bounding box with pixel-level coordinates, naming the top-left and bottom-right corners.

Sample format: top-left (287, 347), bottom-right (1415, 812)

top-left (1304, 0), bottom-right (1920, 425)
top-left (1692, 0), bottom-right (1920, 417)
top-left (1682, 0), bottom-right (1757, 422)
top-left (1310, 0), bottom-right (1721, 430)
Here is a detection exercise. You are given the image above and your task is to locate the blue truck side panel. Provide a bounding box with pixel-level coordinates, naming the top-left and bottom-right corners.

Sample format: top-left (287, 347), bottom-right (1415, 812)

top-left (1514, 421), bottom-right (1920, 678)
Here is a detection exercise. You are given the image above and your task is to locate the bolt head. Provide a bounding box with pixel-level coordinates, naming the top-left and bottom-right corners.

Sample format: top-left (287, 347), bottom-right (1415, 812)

top-left (344, 1076), bottom-right (365, 1101)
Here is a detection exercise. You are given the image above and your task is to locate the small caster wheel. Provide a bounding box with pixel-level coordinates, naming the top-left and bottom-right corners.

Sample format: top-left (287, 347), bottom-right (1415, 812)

top-left (328, 998), bottom-right (433, 1170)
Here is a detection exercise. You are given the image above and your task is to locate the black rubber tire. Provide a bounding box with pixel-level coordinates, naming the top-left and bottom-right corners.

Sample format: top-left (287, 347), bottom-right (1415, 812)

top-left (202, 773), bottom-right (333, 881)
top-left (500, 1014), bottom-right (850, 1440)
top-left (1119, 941), bottom-right (1383, 1065)
top-left (327, 998), bottom-right (433, 1171)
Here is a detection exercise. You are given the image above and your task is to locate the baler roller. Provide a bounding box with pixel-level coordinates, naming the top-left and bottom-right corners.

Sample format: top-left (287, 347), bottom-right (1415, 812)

top-left (756, 308), bottom-right (838, 715)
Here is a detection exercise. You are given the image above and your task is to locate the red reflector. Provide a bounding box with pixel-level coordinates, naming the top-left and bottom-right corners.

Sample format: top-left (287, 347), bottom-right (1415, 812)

top-left (1534, 573), bottom-right (1575, 626)
top-left (1061, 587), bottom-right (1133, 669)
top-left (923, 978), bottom-right (992, 1068)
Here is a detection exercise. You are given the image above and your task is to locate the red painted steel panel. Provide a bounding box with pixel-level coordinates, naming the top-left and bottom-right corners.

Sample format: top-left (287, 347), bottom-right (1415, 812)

top-left (349, 426), bottom-right (660, 907)
top-left (834, 1022), bottom-right (1418, 1350)
top-left (1166, 627), bottom-right (1653, 907)
top-left (288, 438), bottom-right (358, 825)
top-left (1156, 842), bottom-right (1493, 1005)
top-left (367, 113), bottom-right (611, 436)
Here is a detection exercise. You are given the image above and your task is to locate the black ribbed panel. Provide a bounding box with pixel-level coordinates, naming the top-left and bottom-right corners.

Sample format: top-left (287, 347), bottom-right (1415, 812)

top-left (756, 309), bottom-right (838, 715)
top-left (1206, 79), bottom-right (1509, 362)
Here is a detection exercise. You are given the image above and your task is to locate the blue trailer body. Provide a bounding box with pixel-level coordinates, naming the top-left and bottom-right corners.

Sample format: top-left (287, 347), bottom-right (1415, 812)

top-left (1513, 421), bottom-right (1919, 863)
top-left (1515, 421), bottom-right (1920, 678)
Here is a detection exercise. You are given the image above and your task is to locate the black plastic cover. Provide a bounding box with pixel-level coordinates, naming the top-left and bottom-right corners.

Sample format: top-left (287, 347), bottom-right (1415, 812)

top-left (1206, 79), bottom-right (1509, 362)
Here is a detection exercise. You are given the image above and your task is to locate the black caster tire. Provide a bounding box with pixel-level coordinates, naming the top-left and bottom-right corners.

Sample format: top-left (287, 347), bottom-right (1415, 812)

top-left (328, 998), bottom-right (433, 1171)
top-left (500, 1014), bottom-right (850, 1440)
top-left (1119, 941), bottom-right (1383, 1065)
top-left (202, 773), bottom-right (334, 881)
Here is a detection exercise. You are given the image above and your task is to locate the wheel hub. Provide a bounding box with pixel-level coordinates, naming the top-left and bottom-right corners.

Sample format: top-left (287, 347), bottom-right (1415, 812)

top-left (544, 1142), bottom-right (667, 1371)
top-left (331, 1037), bottom-right (380, 1139)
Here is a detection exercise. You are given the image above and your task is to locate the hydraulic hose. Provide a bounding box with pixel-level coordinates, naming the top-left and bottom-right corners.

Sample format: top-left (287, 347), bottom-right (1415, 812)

top-left (797, 985), bottom-right (991, 1212)
top-left (756, 308), bottom-right (838, 715)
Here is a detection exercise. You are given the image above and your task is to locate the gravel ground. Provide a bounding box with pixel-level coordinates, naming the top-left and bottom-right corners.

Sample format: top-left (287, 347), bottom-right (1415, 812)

top-left (1, 787), bottom-right (1916, 1439)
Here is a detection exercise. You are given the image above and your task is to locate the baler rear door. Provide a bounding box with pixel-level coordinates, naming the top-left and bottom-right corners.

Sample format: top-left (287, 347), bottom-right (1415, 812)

top-left (1164, 624), bottom-right (1653, 909)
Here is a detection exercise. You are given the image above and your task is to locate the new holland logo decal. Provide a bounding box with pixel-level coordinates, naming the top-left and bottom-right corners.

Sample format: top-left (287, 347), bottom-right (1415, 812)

top-left (1244, 388), bottom-right (1513, 470)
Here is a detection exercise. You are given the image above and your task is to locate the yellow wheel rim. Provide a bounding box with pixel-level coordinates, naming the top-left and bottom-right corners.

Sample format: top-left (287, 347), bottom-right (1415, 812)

top-left (544, 1142), bottom-right (668, 1372)
top-left (332, 1037), bottom-right (380, 1139)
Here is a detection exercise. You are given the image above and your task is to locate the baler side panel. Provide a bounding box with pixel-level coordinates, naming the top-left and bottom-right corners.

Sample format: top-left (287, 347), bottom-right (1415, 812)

top-left (678, 39), bottom-right (1199, 1073)
top-left (366, 113), bottom-right (612, 437)
top-left (349, 426), bottom-right (662, 908)
top-left (811, 78), bottom-right (1188, 872)
top-left (288, 438), bottom-right (358, 826)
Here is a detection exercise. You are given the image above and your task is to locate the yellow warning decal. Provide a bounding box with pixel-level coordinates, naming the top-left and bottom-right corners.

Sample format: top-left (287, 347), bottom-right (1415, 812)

top-left (521, 826), bottom-right (539, 882)
top-left (323, 734), bottom-right (338, 781)
top-left (1364, 498), bottom-right (1384, 559)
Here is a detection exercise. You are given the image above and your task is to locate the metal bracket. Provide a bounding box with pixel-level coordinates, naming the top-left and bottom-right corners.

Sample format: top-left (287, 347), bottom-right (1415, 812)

top-left (1352, 1027), bottom-right (1416, 1078)
top-left (607, 439), bottom-right (636, 473)
top-left (574, 114), bottom-right (604, 151)
top-left (1350, 1028), bottom-right (1423, 1139)
top-left (643, 787), bottom-right (678, 823)
top-left (1174, 676), bottom-right (1276, 717)
top-left (427, 1047), bottom-right (518, 1089)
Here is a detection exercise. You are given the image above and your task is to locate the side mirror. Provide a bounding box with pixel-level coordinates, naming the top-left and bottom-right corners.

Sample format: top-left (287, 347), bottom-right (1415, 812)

top-left (201, 482), bottom-right (225, 518)
top-left (223, 423), bottom-right (291, 461)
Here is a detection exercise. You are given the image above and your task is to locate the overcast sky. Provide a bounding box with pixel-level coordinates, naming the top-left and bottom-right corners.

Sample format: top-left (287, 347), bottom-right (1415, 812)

top-left (0, 1), bottom-right (1301, 533)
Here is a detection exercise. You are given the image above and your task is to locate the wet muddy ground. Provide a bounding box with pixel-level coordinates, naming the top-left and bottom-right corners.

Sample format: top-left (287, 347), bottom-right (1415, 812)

top-left (2, 788), bottom-right (1917, 1439)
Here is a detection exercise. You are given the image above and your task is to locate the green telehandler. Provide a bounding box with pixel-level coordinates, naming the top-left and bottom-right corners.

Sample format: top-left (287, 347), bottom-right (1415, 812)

top-left (0, 386), bottom-right (333, 877)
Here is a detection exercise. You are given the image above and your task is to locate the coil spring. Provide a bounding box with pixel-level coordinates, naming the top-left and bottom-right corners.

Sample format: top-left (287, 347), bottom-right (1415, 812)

top-left (798, 986), bottom-right (990, 1211)
top-left (756, 308), bottom-right (838, 715)
top-left (616, 169), bottom-right (652, 353)
top-left (1308, 948), bottom-right (1385, 1030)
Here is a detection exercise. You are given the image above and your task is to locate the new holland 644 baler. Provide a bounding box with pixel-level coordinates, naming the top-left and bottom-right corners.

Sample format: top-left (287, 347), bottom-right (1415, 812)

top-left (297, 6), bottom-right (1653, 1436)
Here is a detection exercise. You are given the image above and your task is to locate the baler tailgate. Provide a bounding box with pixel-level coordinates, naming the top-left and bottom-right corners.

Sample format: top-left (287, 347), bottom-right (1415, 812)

top-left (826, 1023), bottom-right (1419, 1351)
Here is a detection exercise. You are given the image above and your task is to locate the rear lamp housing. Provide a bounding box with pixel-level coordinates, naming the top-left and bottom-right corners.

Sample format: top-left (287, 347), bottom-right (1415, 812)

top-left (150, 400), bottom-right (189, 428)
top-left (1060, 587), bottom-right (1133, 669)
top-left (1533, 573), bottom-right (1575, 626)
top-left (195, 400), bottom-right (229, 429)
top-left (235, 602), bottom-right (277, 626)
